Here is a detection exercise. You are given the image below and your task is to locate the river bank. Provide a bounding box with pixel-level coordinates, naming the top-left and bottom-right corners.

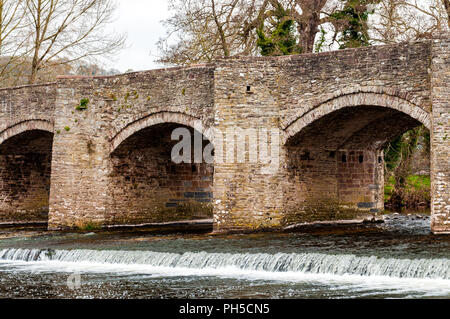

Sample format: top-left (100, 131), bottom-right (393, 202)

top-left (385, 175), bottom-right (431, 210)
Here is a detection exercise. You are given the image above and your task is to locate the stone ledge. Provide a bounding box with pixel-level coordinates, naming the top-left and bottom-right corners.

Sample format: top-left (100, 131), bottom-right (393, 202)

top-left (0, 82), bottom-right (56, 92)
top-left (102, 218), bottom-right (213, 229)
top-left (0, 221), bottom-right (47, 228)
top-left (283, 216), bottom-right (385, 231)
top-left (56, 63), bottom-right (215, 81)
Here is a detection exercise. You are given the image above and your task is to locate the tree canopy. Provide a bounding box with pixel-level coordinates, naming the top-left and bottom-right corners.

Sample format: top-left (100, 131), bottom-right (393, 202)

top-left (157, 0), bottom-right (449, 65)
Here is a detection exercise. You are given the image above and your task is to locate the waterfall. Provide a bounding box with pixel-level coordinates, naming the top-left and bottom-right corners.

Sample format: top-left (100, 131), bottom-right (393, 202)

top-left (0, 248), bottom-right (449, 280)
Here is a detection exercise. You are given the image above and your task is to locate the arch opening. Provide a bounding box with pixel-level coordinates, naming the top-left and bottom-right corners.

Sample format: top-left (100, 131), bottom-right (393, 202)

top-left (283, 105), bottom-right (430, 224)
top-left (109, 123), bottom-right (214, 227)
top-left (0, 129), bottom-right (53, 225)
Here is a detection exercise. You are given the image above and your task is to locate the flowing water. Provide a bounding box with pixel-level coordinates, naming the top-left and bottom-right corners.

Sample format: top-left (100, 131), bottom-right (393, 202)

top-left (0, 213), bottom-right (448, 299)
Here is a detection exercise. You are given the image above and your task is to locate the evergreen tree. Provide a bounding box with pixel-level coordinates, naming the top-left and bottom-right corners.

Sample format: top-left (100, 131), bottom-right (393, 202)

top-left (331, 0), bottom-right (375, 49)
top-left (256, 4), bottom-right (301, 56)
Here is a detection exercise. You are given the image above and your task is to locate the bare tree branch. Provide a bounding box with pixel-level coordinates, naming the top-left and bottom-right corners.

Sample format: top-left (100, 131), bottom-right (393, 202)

top-left (24, 0), bottom-right (126, 84)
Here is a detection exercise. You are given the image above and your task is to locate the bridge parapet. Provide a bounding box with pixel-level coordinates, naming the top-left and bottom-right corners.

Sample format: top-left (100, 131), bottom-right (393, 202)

top-left (0, 83), bottom-right (57, 134)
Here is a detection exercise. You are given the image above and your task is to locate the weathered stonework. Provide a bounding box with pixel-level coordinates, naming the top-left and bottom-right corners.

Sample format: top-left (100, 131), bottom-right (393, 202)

top-left (0, 130), bottom-right (53, 223)
top-left (430, 33), bottom-right (450, 234)
top-left (108, 124), bottom-right (213, 225)
top-left (0, 36), bottom-right (448, 233)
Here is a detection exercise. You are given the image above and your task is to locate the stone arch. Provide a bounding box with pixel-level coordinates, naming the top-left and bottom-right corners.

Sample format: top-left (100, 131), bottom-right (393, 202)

top-left (0, 119), bottom-right (54, 146)
top-left (283, 92), bottom-right (431, 145)
top-left (0, 119), bottom-right (54, 224)
top-left (110, 111), bottom-right (213, 153)
top-left (107, 111), bottom-right (215, 227)
top-left (281, 91), bottom-right (433, 227)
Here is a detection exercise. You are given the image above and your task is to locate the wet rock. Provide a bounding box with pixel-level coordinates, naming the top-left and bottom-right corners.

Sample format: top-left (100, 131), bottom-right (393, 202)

top-left (84, 232), bottom-right (96, 237)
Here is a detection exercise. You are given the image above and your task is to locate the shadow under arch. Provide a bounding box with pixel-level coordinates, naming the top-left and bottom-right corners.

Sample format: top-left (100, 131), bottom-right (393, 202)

top-left (281, 93), bottom-right (431, 225)
top-left (283, 92), bottom-right (430, 145)
top-left (0, 119), bottom-right (54, 146)
top-left (110, 111), bottom-right (214, 153)
top-left (108, 118), bottom-right (214, 228)
top-left (0, 121), bottom-right (54, 225)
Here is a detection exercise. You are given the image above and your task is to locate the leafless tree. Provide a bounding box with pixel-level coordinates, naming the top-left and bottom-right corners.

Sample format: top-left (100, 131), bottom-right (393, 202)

top-left (0, 0), bottom-right (30, 85)
top-left (24, 0), bottom-right (126, 84)
top-left (442, 0), bottom-right (450, 27)
top-left (157, 0), bottom-right (267, 65)
top-left (370, 0), bottom-right (449, 44)
top-left (158, 0), bottom-right (449, 65)
top-left (158, 0), bottom-right (381, 65)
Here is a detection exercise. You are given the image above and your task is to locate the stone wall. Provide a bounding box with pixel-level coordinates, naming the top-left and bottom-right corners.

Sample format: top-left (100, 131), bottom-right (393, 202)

top-left (283, 148), bottom-right (384, 225)
top-left (48, 65), bottom-right (215, 229)
top-left (279, 41), bottom-right (432, 133)
top-left (0, 37), bottom-right (448, 233)
top-left (0, 84), bottom-right (56, 223)
top-left (335, 150), bottom-right (384, 214)
top-left (0, 84), bottom-right (56, 134)
top-left (212, 56), bottom-right (285, 231)
top-left (212, 40), bottom-right (435, 232)
top-left (431, 34), bottom-right (450, 234)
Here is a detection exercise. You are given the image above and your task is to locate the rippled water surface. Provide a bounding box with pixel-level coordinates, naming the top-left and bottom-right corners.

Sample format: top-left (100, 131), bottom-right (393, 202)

top-left (0, 213), bottom-right (448, 299)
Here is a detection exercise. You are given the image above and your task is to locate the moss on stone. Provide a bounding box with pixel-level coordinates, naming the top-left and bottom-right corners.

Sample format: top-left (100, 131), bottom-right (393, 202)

top-left (75, 221), bottom-right (102, 231)
top-left (76, 98), bottom-right (89, 111)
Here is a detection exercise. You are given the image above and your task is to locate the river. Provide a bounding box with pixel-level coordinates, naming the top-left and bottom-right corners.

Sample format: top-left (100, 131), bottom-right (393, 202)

top-left (0, 212), bottom-right (448, 299)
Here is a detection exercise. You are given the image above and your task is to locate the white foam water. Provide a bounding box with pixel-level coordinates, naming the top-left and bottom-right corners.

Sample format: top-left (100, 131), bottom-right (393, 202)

top-left (0, 248), bottom-right (449, 296)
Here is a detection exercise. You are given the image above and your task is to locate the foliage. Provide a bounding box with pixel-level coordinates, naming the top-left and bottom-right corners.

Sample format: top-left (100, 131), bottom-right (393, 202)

top-left (76, 98), bottom-right (89, 111)
top-left (384, 134), bottom-right (402, 171)
top-left (384, 126), bottom-right (430, 208)
top-left (76, 221), bottom-right (101, 231)
top-left (330, 0), bottom-right (374, 49)
top-left (315, 27), bottom-right (327, 52)
top-left (157, 0), bottom-right (449, 65)
top-left (256, 4), bottom-right (301, 56)
top-left (385, 175), bottom-right (431, 208)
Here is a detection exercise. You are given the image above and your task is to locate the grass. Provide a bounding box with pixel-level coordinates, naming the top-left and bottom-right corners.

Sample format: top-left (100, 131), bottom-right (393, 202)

top-left (385, 175), bottom-right (430, 208)
top-left (406, 175), bottom-right (431, 190)
top-left (384, 176), bottom-right (395, 202)
top-left (75, 221), bottom-right (102, 231)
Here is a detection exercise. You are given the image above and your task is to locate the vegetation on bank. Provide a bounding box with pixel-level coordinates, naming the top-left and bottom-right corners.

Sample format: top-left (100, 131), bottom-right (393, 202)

top-left (384, 126), bottom-right (431, 210)
top-left (384, 175), bottom-right (431, 209)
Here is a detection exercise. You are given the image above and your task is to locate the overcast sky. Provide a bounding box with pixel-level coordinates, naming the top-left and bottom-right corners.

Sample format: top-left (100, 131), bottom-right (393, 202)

top-left (105, 0), bottom-right (171, 73)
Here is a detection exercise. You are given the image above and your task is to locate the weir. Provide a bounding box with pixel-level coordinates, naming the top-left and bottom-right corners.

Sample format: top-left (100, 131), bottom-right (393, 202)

top-left (1, 248), bottom-right (449, 280)
top-left (0, 34), bottom-right (448, 234)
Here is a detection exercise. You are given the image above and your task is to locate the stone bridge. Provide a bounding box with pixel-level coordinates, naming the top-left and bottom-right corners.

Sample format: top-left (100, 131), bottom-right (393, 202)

top-left (0, 34), bottom-right (448, 234)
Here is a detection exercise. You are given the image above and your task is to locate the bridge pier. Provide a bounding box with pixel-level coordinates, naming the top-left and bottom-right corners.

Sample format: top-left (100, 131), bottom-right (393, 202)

top-left (47, 81), bottom-right (112, 230)
top-left (430, 35), bottom-right (450, 234)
